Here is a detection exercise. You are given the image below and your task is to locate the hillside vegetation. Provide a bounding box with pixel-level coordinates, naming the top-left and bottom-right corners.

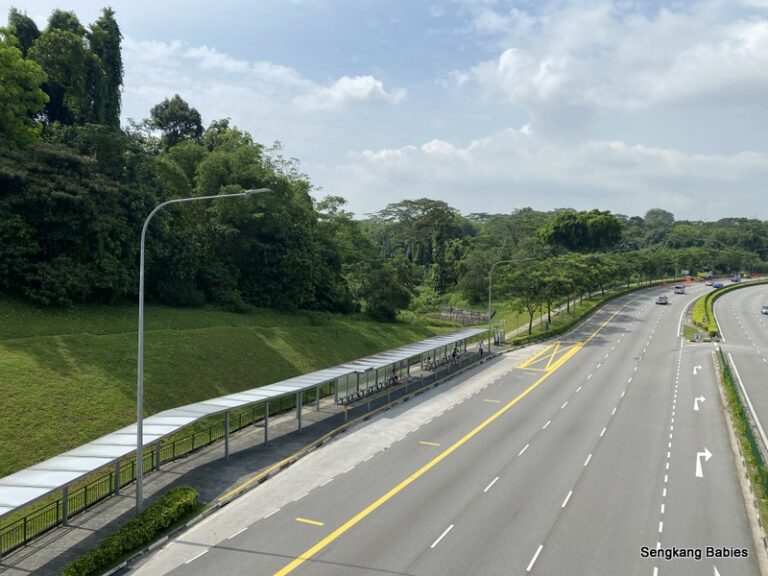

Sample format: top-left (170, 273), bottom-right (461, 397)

top-left (0, 297), bottom-right (450, 478)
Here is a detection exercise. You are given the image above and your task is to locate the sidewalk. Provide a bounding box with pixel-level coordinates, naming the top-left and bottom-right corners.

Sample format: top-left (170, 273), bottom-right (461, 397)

top-left (0, 352), bottom-right (491, 576)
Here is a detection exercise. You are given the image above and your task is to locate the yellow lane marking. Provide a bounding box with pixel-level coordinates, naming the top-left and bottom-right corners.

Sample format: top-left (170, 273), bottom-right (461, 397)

top-left (545, 342), bottom-right (562, 370)
top-left (517, 342), bottom-right (557, 369)
top-left (418, 441), bottom-right (441, 447)
top-left (295, 518), bottom-right (325, 527)
top-left (273, 300), bottom-right (634, 576)
top-left (483, 399), bottom-right (501, 404)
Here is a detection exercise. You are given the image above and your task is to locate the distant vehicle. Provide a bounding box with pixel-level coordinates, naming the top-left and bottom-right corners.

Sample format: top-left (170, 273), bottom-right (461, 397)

top-left (731, 274), bottom-right (741, 282)
top-left (656, 295), bottom-right (669, 305)
top-left (673, 285), bottom-right (685, 294)
top-left (704, 279), bottom-right (714, 286)
top-left (762, 305), bottom-right (768, 315)
top-left (713, 281), bottom-right (724, 289)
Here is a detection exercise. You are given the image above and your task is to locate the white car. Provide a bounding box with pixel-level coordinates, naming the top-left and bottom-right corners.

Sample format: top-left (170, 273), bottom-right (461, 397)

top-left (761, 305), bottom-right (768, 315)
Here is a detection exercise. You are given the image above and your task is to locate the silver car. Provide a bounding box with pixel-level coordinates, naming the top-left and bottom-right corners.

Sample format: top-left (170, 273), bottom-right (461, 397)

top-left (762, 305), bottom-right (768, 315)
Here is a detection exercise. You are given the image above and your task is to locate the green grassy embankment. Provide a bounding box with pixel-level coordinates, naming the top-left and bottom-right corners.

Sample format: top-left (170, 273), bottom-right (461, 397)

top-left (0, 297), bottom-right (452, 479)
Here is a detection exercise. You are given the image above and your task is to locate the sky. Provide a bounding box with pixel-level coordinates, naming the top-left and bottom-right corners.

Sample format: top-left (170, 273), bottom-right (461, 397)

top-left (3, 0), bottom-right (768, 221)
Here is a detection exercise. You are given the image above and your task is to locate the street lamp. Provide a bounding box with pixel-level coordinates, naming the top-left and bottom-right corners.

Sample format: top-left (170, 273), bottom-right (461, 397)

top-left (487, 258), bottom-right (535, 352)
top-left (135, 188), bottom-right (272, 513)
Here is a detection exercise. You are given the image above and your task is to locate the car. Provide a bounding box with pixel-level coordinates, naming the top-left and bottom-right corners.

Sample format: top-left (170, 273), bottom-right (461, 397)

top-left (713, 281), bottom-right (724, 289)
top-left (762, 305), bottom-right (768, 315)
top-left (673, 285), bottom-right (685, 294)
top-left (656, 295), bottom-right (669, 305)
top-left (731, 275), bottom-right (741, 283)
top-left (704, 278), bottom-right (714, 286)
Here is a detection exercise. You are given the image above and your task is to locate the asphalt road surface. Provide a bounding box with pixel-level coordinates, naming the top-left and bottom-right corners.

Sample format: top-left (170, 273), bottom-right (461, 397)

top-left (715, 282), bottom-right (768, 454)
top-left (130, 284), bottom-right (761, 576)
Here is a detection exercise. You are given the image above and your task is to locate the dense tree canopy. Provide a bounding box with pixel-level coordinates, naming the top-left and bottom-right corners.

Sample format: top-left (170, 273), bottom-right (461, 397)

top-left (0, 33), bottom-right (48, 148)
top-left (1, 6), bottom-right (767, 323)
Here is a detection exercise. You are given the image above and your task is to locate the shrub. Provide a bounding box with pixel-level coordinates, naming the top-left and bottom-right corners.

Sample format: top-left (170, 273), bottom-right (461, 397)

top-left (61, 486), bottom-right (200, 576)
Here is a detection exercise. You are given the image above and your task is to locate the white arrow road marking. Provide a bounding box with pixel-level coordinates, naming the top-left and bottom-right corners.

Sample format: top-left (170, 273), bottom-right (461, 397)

top-left (696, 448), bottom-right (712, 478)
top-left (694, 396), bottom-right (706, 411)
top-left (693, 365), bottom-right (703, 376)
top-left (714, 566), bottom-right (721, 576)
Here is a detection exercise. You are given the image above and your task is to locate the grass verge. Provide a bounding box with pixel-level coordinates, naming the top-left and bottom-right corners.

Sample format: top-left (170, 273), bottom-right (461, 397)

top-left (716, 350), bottom-right (768, 533)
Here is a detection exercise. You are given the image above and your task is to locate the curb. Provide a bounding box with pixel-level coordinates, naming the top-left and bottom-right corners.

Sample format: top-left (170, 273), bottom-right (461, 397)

top-left (712, 352), bottom-right (768, 573)
top-left (108, 353), bottom-right (499, 575)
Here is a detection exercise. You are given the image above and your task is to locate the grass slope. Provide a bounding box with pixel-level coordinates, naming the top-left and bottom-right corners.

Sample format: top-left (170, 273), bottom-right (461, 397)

top-left (0, 298), bottom-right (450, 478)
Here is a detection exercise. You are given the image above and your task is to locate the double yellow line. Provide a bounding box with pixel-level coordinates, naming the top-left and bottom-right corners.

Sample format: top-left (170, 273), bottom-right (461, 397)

top-left (273, 301), bottom-right (632, 575)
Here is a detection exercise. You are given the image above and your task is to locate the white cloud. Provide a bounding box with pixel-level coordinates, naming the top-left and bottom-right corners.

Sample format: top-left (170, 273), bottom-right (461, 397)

top-left (121, 37), bottom-right (404, 124)
top-left (294, 75), bottom-right (406, 110)
top-left (459, 2), bottom-right (768, 111)
top-left (310, 130), bottom-right (768, 220)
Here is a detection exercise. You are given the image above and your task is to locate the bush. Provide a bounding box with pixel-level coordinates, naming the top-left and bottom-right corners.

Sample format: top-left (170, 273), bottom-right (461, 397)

top-left (61, 486), bottom-right (200, 576)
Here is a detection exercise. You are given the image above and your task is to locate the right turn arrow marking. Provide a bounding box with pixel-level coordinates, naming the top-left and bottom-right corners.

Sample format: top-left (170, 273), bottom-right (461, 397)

top-left (694, 396), bottom-right (706, 411)
top-left (696, 448), bottom-right (712, 478)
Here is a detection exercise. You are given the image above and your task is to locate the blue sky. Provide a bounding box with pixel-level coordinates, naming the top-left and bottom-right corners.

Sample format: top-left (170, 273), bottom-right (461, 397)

top-left (3, 0), bottom-right (768, 220)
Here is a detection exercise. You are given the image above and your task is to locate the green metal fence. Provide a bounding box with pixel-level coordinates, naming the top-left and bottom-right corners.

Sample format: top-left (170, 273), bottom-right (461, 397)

top-left (0, 382), bottom-right (335, 558)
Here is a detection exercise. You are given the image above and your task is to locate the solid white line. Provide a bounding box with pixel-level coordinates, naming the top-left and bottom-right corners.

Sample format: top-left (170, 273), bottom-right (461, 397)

top-left (364, 454), bottom-right (374, 462)
top-left (264, 508), bottom-right (280, 518)
top-left (561, 490), bottom-right (573, 508)
top-left (430, 524), bottom-right (454, 549)
top-left (542, 420), bottom-right (551, 429)
top-left (518, 443), bottom-right (530, 456)
top-left (729, 352), bottom-right (768, 450)
top-left (185, 549), bottom-right (209, 564)
top-left (228, 526), bottom-right (248, 540)
top-left (584, 453), bottom-right (592, 466)
top-left (484, 477), bottom-right (500, 493)
top-left (561, 401), bottom-right (568, 409)
top-left (600, 427), bottom-right (607, 437)
top-left (527, 544), bottom-right (544, 572)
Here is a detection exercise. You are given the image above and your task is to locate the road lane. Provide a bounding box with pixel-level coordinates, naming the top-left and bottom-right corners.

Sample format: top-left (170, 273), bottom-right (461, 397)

top-left (131, 284), bottom-right (760, 576)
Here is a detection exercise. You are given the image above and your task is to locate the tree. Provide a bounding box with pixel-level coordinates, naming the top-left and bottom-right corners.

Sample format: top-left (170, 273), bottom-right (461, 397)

top-left (644, 208), bottom-right (675, 228)
top-left (539, 209), bottom-right (624, 253)
top-left (0, 33), bottom-right (48, 148)
top-left (88, 8), bottom-right (122, 128)
top-left (150, 95), bottom-right (203, 148)
top-left (7, 8), bottom-right (40, 57)
top-left (358, 259), bottom-right (414, 321)
top-left (28, 27), bottom-right (90, 124)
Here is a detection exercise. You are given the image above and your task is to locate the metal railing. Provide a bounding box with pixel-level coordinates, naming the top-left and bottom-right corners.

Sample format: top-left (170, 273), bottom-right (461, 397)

top-left (0, 383), bottom-right (334, 558)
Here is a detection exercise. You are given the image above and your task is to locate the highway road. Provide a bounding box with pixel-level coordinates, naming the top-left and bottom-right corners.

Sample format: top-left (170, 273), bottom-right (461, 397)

top-left (715, 282), bottom-right (768, 453)
top-left (130, 284), bottom-right (761, 576)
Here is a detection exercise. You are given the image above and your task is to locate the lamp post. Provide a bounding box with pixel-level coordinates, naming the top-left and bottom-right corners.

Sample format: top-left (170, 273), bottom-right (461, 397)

top-left (487, 258), bottom-right (535, 352)
top-left (135, 188), bottom-right (272, 513)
